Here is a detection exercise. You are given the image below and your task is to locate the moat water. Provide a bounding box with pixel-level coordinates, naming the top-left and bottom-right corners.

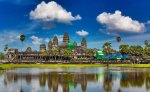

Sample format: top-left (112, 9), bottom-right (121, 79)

top-left (0, 67), bottom-right (150, 92)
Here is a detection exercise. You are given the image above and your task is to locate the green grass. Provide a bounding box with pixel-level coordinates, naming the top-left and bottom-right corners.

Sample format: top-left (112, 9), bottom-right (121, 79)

top-left (0, 64), bottom-right (105, 70)
top-left (0, 64), bottom-right (150, 70)
top-left (109, 64), bottom-right (150, 68)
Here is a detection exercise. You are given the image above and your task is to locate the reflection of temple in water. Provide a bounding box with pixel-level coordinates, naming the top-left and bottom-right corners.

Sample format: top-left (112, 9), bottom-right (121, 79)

top-left (3, 70), bottom-right (150, 92)
top-left (102, 70), bottom-right (150, 92)
top-left (4, 72), bottom-right (97, 92)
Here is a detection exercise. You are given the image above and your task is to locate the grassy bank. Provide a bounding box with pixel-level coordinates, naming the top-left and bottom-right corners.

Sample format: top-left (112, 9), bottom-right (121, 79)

top-left (0, 64), bottom-right (150, 70)
top-left (0, 64), bottom-right (106, 70)
top-left (109, 64), bottom-right (150, 68)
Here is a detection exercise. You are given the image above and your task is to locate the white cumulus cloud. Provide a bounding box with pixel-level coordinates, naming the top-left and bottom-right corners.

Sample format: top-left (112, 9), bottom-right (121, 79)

top-left (76, 30), bottom-right (89, 36)
top-left (30, 1), bottom-right (81, 24)
top-left (45, 38), bottom-right (50, 43)
top-left (97, 10), bottom-right (145, 34)
top-left (30, 35), bottom-right (43, 45)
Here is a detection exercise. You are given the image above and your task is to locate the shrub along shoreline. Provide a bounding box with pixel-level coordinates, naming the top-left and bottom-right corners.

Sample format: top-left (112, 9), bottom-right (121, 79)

top-left (0, 64), bottom-right (150, 70)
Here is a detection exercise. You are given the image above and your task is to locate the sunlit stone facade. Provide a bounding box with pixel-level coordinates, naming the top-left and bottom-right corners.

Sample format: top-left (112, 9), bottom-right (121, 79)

top-left (40, 44), bottom-right (46, 52)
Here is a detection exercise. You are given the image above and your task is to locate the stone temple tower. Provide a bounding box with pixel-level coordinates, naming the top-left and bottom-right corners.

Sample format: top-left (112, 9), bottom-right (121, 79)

top-left (40, 44), bottom-right (46, 52)
top-left (74, 41), bottom-right (77, 47)
top-left (62, 32), bottom-right (70, 46)
top-left (48, 40), bottom-right (53, 50)
top-left (53, 36), bottom-right (58, 49)
top-left (81, 37), bottom-right (87, 49)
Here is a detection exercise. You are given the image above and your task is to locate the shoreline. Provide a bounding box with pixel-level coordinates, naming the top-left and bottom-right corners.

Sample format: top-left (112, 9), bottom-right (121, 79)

top-left (1, 64), bottom-right (150, 70)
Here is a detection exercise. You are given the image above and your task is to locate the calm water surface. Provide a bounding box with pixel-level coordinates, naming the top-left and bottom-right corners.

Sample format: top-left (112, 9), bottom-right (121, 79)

top-left (0, 67), bottom-right (150, 92)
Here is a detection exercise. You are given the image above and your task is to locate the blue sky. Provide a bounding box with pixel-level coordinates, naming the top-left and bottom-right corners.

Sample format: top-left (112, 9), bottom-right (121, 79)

top-left (0, 0), bottom-right (150, 52)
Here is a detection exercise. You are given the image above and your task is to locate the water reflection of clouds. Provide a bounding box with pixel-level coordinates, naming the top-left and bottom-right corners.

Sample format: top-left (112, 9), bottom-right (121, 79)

top-left (8, 67), bottom-right (107, 74)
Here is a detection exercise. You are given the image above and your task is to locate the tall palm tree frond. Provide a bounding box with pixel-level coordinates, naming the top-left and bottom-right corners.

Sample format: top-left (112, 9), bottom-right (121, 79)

top-left (116, 36), bottom-right (121, 43)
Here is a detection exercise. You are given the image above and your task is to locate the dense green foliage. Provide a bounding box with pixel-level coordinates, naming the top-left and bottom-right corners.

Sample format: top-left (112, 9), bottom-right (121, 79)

top-left (102, 42), bottom-right (115, 55)
top-left (0, 52), bottom-right (5, 59)
top-left (102, 38), bottom-right (150, 58)
top-left (67, 42), bottom-right (74, 49)
top-left (62, 48), bottom-right (74, 58)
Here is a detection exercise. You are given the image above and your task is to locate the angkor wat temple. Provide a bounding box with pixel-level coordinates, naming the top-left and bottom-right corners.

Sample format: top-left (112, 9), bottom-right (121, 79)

top-left (7, 32), bottom-right (95, 62)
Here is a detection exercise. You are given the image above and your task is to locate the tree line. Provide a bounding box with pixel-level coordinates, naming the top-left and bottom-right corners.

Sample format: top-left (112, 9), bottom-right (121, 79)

top-left (103, 37), bottom-right (150, 58)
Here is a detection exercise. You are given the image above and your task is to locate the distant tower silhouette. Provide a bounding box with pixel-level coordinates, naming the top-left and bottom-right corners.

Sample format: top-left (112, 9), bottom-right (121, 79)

top-left (53, 36), bottom-right (58, 49)
top-left (53, 36), bottom-right (58, 46)
top-left (48, 40), bottom-right (53, 50)
top-left (26, 47), bottom-right (32, 52)
top-left (81, 38), bottom-right (87, 49)
top-left (74, 41), bottom-right (77, 47)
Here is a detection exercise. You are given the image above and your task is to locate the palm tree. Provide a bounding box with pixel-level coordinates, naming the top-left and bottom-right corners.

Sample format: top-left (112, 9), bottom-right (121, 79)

top-left (102, 42), bottom-right (113, 55)
top-left (3, 44), bottom-right (8, 60)
top-left (4, 44), bottom-right (8, 52)
top-left (19, 35), bottom-right (25, 61)
top-left (144, 40), bottom-right (150, 58)
top-left (20, 35), bottom-right (25, 52)
top-left (144, 40), bottom-right (149, 47)
top-left (19, 34), bottom-right (25, 92)
top-left (102, 42), bottom-right (113, 67)
top-left (116, 36), bottom-right (121, 43)
top-left (116, 36), bottom-right (121, 53)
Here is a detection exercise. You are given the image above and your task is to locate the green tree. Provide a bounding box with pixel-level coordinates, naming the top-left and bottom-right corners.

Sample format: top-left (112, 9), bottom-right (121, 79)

top-left (0, 52), bottom-right (5, 60)
top-left (67, 42), bottom-right (74, 49)
top-left (102, 42), bottom-right (114, 67)
top-left (119, 44), bottom-right (129, 54)
top-left (102, 42), bottom-right (113, 55)
top-left (128, 45), bottom-right (144, 64)
top-left (62, 48), bottom-right (73, 61)
top-left (42, 50), bottom-right (50, 55)
top-left (143, 46), bottom-right (150, 57)
top-left (52, 49), bottom-right (58, 61)
top-left (4, 44), bottom-right (8, 53)
top-left (129, 45), bottom-right (143, 56)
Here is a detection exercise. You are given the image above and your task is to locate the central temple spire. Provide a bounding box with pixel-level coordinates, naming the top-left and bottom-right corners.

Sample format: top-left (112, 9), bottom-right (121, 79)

top-left (61, 32), bottom-right (70, 46)
top-left (63, 32), bottom-right (70, 43)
